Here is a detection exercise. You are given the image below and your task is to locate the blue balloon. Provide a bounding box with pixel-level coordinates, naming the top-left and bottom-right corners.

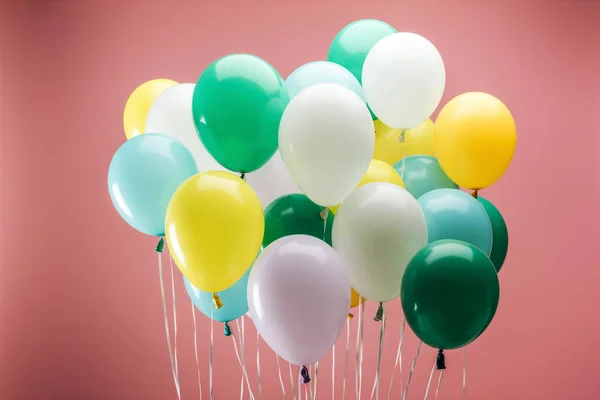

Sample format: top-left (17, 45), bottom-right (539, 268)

top-left (108, 133), bottom-right (197, 236)
top-left (418, 189), bottom-right (493, 256)
top-left (185, 268), bottom-right (250, 323)
top-left (284, 61), bottom-right (365, 101)
top-left (394, 155), bottom-right (458, 199)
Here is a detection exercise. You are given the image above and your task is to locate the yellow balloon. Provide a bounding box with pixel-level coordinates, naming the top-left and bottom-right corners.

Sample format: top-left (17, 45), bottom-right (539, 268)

top-left (434, 92), bottom-right (516, 190)
top-left (165, 171), bottom-right (264, 293)
top-left (330, 159), bottom-right (404, 214)
top-left (373, 119), bottom-right (389, 137)
top-left (350, 287), bottom-right (367, 308)
top-left (373, 119), bottom-right (435, 166)
top-left (123, 79), bottom-right (178, 140)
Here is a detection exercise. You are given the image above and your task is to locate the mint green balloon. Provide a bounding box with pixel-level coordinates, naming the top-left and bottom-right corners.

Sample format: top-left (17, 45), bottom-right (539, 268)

top-left (394, 155), bottom-right (458, 199)
top-left (192, 54), bottom-right (289, 173)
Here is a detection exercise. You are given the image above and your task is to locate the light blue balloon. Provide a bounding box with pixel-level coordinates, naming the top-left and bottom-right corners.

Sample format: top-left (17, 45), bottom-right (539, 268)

top-left (185, 268), bottom-right (250, 323)
top-left (284, 61), bottom-right (365, 101)
top-left (394, 155), bottom-right (458, 199)
top-left (418, 189), bottom-right (493, 256)
top-left (108, 133), bottom-right (197, 236)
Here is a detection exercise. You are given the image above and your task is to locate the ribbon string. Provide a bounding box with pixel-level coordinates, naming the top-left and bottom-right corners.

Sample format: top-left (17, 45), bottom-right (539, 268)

top-left (257, 330), bottom-right (263, 400)
top-left (290, 362), bottom-right (297, 400)
top-left (463, 347), bottom-right (467, 400)
top-left (331, 345), bottom-right (336, 400)
top-left (370, 305), bottom-right (387, 400)
top-left (341, 319), bottom-right (351, 400)
top-left (314, 362), bottom-right (319, 400)
top-left (355, 300), bottom-right (365, 400)
top-left (388, 318), bottom-right (406, 399)
top-left (209, 309), bottom-right (214, 400)
top-left (402, 341), bottom-right (423, 400)
top-left (168, 256), bottom-right (180, 385)
top-left (190, 301), bottom-right (203, 400)
top-left (434, 370), bottom-right (444, 400)
top-left (423, 360), bottom-right (436, 400)
top-left (233, 319), bottom-right (255, 400)
top-left (276, 354), bottom-right (287, 399)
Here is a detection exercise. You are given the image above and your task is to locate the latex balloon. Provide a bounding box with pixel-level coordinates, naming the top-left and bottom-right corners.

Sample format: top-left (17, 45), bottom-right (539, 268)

top-left (146, 83), bottom-right (226, 173)
top-left (418, 189), bottom-right (493, 256)
top-left (108, 134), bottom-right (197, 236)
top-left (362, 33), bottom-right (446, 129)
top-left (263, 194), bottom-right (334, 247)
top-left (393, 155), bottom-right (457, 199)
top-left (184, 267), bottom-right (250, 323)
top-left (374, 119), bottom-right (436, 165)
top-left (284, 61), bottom-right (365, 101)
top-left (478, 197), bottom-right (509, 272)
top-left (248, 235), bottom-right (350, 366)
top-left (165, 171), bottom-right (264, 293)
top-left (330, 159), bottom-right (404, 214)
top-left (192, 54), bottom-right (288, 173)
top-left (350, 288), bottom-right (366, 308)
top-left (401, 240), bottom-right (500, 349)
top-left (246, 151), bottom-right (300, 209)
top-left (279, 83), bottom-right (374, 207)
top-left (333, 183), bottom-right (428, 302)
top-left (434, 92), bottom-right (516, 190)
top-left (123, 79), bottom-right (177, 139)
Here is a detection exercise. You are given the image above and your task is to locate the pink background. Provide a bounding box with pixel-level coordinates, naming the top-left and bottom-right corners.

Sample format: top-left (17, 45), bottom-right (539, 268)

top-left (1, 0), bottom-right (600, 398)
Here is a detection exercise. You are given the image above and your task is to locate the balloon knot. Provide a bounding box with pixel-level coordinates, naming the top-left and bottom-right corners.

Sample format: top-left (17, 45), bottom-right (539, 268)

top-left (374, 302), bottom-right (384, 322)
top-left (397, 130), bottom-right (406, 143)
top-left (471, 189), bottom-right (479, 199)
top-left (436, 349), bottom-right (446, 370)
top-left (212, 292), bottom-right (223, 309)
top-left (300, 365), bottom-right (311, 384)
top-left (240, 172), bottom-right (246, 180)
top-left (155, 237), bottom-right (164, 253)
top-left (347, 312), bottom-right (354, 321)
top-left (224, 322), bottom-right (232, 337)
top-left (320, 208), bottom-right (329, 220)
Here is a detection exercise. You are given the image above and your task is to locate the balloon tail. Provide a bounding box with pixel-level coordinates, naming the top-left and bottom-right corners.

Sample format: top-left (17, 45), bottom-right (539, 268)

top-left (300, 366), bottom-right (311, 384)
top-left (370, 305), bottom-right (387, 400)
top-left (224, 322), bottom-right (232, 337)
top-left (388, 318), bottom-right (406, 399)
top-left (155, 237), bottom-right (165, 253)
top-left (348, 313), bottom-right (354, 320)
top-left (240, 172), bottom-right (246, 180)
top-left (212, 292), bottom-right (223, 309)
top-left (257, 330), bottom-right (263, 400)
top-left (471, 189), bottom-right (479, 199)
top-left (374, 302), bottom-right (384, 322)
top-left (398, 130), bottom-right (406, 143)
top-left (190, 300), bottom-right (203, 400)
top-left (436, 350), bottom-right (446, 370)
top-left (462, 347), bottom-right (467, 400)
top-left (156, 245), bottom-right (181, 400)
top-left (402, 341), bottom-right (422, 400)
top-left (423, 359), bottom-right (436, 400)
top-left (434, 370), bottom-right (444, 400)
top-left (331, 345), bottom-right (336, 400)
top-left (276, 355), bottom-right (287, 400)
top-left (341, 318), bottom-right (350, 400)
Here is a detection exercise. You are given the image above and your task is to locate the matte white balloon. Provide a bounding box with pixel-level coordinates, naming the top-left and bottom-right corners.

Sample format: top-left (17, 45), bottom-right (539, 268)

top-left (146, 83), bottom-right (226, 172)
top-left (279, 83), bottom-right (374, 207)
top-left (246, 151), bottom-right (300, 208)
top-left (362, 32), bottom-right (446, 129)
top-left (332, 182), bottom-right (428, 302)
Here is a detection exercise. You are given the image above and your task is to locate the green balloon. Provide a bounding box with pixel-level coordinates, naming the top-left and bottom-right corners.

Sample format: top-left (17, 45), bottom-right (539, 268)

top-left (327, 19), bottom-right (396, 120)
top-left (192, 54), bottom-right (288, 173)
top-left (263, 194), bottom-right (334, 248)
top-left (401, 240), bottom-right (500, 350)
top-left (478, 197), bottom-right (509, 272)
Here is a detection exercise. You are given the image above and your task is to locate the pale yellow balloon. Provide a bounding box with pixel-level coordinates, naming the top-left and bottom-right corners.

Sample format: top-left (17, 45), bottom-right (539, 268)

top-left (373, 119), bottom-right (435, 166)
top-left (123, 79), bottom-right (178, 140)
top-left (330, 159), bottom-right (404, 214)
top-left (350, 287), bottom-right (367, 308)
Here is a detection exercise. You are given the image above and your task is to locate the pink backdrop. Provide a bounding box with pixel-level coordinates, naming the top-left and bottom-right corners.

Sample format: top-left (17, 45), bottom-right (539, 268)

top-left (1, 0), bottom-right (600, 398)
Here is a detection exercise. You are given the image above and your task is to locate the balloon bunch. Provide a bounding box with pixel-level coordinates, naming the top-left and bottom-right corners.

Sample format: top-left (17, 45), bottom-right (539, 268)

top-left (109, 17), bottom-right (515, 390)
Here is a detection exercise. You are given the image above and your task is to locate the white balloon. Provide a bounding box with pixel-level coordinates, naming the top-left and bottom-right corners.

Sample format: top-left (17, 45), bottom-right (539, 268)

top-left (332, 182), bottom-right (428, 302)
top-left (279, 83), bottom-right (374, 207)
top-left (362, 32), bottom-right (446, 129)
top-left (246, 151), bottom-right (300, 208)
top-left (145, 83), bottom-right (226, 173)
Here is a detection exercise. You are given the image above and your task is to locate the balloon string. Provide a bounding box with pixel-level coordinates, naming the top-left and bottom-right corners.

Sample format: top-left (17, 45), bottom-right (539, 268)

top-left (370, 305), bottom-right (387, 400)
top-left (313, 362), bottom-right (319, 400)
top-left (463, 347), bottom-right (467, 400)
top-left (237, 318), bottom-right (256, 400)
top-left (169, 256), bottom-right (180, 385)
top-left (156, 248), bottom-right (181, 399)
top-left (241, 370), bottom-right (245, 400)
top-left (331, 345), bottom-right (336, 400)
top-left (401, 130), bottom-right (407, 181)
top-left (308, 366), bottom-right (314, 399)
top-left (341, 319), bottom-right (350, 400)
top-left (358, 301), bottom-right (366, 400)
top-left (209, 307), bottom-right (214, 400)
top-left (257, 330), bottom-right (263, 400)
top-left (354, 299), bottom-right (364, 399)
top-left (434, 370), bottom-right (444, 400)
top-left (388, 318), bottom-right (406, 400)
top-left (276, 355), bottom-right (287, 400)
top-left (289, 362), bottom-right (297, 400)
top-left (402, 341), bottom-right (423, 400)
top-left (190, 301), bottom-right (203, 400)
top-left (423, 359), bottom-right (436, 400)
top-left (297, 367), bottom-right (301, 400)
top-left (231, 321), bottom-right (255, 400)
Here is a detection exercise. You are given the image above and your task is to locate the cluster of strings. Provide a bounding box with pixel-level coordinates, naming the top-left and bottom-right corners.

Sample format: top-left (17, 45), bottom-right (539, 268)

top-left (156, 250), bottom-right (467, 400)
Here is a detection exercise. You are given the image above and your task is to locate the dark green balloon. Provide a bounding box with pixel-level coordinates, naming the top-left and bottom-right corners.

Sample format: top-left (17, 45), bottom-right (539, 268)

top-left (401, 240), bottom-right (500, 350)
top-left (192, 54), bottom-right (289, 173)
top-left (263, 194), bottom-right (334, 248)
top-left (478, 197), bottom-right (509, 272)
